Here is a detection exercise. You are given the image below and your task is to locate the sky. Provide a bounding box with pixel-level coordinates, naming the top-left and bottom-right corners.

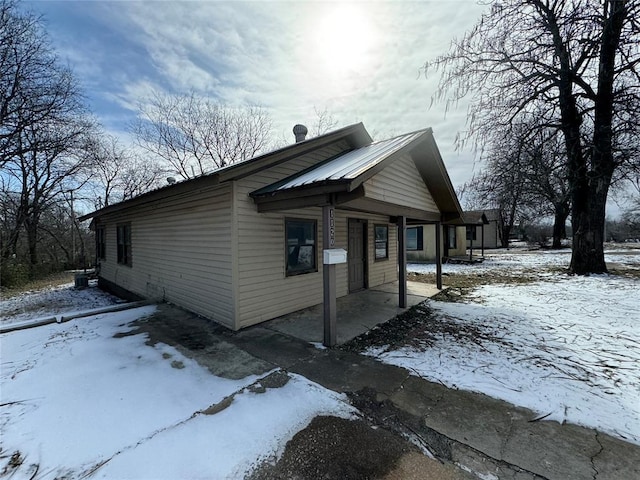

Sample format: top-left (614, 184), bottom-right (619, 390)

top-left (24, 0), bottom-right (489, 192)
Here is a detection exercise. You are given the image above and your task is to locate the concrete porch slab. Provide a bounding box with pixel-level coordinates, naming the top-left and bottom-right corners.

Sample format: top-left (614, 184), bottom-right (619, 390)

top-left (262, 281), bottom-right (440, 345)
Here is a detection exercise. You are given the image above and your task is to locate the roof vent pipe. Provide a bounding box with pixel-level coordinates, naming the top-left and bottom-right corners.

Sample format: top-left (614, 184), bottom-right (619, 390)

top-left (293, 124), bottom-right (308, 143)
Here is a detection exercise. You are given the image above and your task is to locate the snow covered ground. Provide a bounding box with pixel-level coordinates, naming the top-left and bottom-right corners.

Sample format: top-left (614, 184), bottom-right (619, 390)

top-left (0, 280), bottom-right (122, 325)
top-left (0, 307), bottom-right (355, 479)
top-left (370, 246), bottom-right (640, 445)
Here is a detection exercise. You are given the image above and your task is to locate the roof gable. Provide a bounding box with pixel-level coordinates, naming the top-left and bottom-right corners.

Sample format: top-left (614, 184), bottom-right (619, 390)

top-left (250, 128), bottom-right (463, 222)
top-left (250, 130), bottom-right (425, 196)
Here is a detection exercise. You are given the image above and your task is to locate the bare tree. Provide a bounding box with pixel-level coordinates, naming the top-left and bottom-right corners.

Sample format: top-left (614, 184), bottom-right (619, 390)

top-left (132, 91), bottom-right (272, 179)
top-left (1, 1), bottom-right (80, 168)
top-left (426, 0), bottom-right (640, 274)
top-left (0, 0), bottom-right (94, 279)
top-left (482, 121), bottom-right (572, 248)
top-left (85, 134), bottom-right (163, 208)
top-left (310, 106), bottom-right (338, 137)
top-left (461, 160), bottom-right (534, 248)
top-left (2, 112), bottom-right (94, 272)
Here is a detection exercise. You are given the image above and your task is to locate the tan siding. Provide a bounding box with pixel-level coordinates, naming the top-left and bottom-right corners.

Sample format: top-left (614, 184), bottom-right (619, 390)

top-left (234, 192), bottom-right (398, 329)
top-left (233, 141), bottom-right (354, 328)
top-left (363, 153), bottom-right (438, 212)
top-left (96, 185), bottom-right (235, 328)
top-left (367, 218), bottom-right (397, 287)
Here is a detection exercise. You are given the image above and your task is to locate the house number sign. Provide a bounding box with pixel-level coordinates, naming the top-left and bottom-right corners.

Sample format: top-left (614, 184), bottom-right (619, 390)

top-left (329, 207), bottom-right (335, 247)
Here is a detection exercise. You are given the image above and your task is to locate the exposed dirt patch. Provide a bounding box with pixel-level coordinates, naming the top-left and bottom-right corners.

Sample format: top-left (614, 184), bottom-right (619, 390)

top-left (408, 269), bottom-right (559, 303)
top-left (608, 265), bottom-right (640, 279)
top-left (0, 271), bottom-right (75, 298)
top-left (246, 415), bottom-right (418, 480)
top-left (341, 303), bottom-right (507, 355)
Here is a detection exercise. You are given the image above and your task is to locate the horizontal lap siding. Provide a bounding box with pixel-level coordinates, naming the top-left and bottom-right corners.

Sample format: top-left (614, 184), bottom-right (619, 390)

top-left (235, 142), bottom-right (350, 328)
top-left (364, 153), bottom-right (438, 212)
top-left (366, 217), bottom-right (397, 287)
top-left (97, 185), bottom-right (235, 328)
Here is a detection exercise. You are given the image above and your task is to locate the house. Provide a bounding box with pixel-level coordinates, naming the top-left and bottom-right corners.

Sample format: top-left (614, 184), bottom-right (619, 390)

top-left (465, 209), bottom-right (501, 249)
top-left (405, 224), bottom-right (467, 262)
top-left (80, 123), bottom-right (463, 344)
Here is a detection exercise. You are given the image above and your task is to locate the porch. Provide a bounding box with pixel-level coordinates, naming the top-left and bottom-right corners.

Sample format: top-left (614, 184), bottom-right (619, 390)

top-left (261, 281), bottom-right (441, 345)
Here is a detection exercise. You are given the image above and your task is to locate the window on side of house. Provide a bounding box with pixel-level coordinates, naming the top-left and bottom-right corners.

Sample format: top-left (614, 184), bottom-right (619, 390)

top-left (286, 218), bottom-right (317, 276)
top-left (96, 226), bottom-right (106, 260)
top-left (374, 224), bottom-right (389, 260)
top-left (448, 226), bottom-right (457, 249)
top-left (466, 226), bottom-right (477, 241)
top-left (406, 226), bottom-right (423, 251)
top-left (117, 224), bottom-right (132, 266)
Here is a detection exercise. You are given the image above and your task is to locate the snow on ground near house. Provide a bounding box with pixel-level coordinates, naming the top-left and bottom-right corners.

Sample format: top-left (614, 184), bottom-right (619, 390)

top-left (375, 248), bottom-right (640, 445)
top-left (0, 281), bottom-right (121, 325)
top-left (408, 244), bottom-right (640, 276)
top-left (1, 307), bottom-right (355, 479)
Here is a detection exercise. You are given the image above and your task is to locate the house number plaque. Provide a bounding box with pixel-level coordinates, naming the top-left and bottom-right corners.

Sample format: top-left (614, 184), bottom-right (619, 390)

top-left (329, 207), bottom-right (335, 247)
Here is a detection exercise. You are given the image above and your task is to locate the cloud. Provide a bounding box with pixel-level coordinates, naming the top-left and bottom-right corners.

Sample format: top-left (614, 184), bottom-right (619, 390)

top-left (31, 0), bottom-right (488, 188)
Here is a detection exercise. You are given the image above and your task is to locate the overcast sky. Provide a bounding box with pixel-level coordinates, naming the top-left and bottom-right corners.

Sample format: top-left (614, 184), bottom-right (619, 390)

top-left (25, 0), bottom-right (490, 191)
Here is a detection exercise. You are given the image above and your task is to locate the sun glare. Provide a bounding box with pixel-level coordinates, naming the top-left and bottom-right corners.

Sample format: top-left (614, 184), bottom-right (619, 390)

top-left (313, 5), bottom-right (376, 74)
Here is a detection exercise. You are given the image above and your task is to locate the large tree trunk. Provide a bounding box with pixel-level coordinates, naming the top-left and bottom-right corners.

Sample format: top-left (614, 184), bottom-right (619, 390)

top-left (570, 185), bottom-right (608, 274)
top-left (551, 204), bottom-right (569, 249)
top-left (569, 0), bottom-right (625, 275)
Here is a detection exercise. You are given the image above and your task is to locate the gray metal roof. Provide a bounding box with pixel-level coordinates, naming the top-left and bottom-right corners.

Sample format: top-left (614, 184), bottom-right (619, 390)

top-left (264, 130), bottom-right (426, 193)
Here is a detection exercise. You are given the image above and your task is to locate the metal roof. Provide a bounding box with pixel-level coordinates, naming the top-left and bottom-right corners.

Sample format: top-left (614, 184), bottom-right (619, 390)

top-left (262, 130), bottom-right (426, 193)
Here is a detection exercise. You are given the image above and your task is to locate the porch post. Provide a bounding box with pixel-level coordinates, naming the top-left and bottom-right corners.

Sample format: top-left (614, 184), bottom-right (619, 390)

top-left (322, 205), bottom-right (337, 347)
top-left (481, 224), bottom-right (485, 257)
top-left (397, 216), bottom-right (407, 308)
top-left (435, 222), bottom-right (442, 290)
top-left (469, 227), bottom-right (474, 262)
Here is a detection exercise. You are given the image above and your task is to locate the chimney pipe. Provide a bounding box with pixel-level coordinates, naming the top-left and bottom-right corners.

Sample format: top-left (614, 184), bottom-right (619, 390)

top-left (293, 124), bottom-right (308, 143)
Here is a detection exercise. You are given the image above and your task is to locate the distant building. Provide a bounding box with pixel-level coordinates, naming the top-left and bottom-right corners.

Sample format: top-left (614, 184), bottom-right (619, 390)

top-left (406, 224), bottom-right (467, 262)
top-left (465, 209), bottom-right (501, 249)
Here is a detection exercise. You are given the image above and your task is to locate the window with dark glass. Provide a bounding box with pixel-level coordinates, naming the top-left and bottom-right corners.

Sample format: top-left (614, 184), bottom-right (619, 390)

top-left (466, 226), bottom-right (477, 241)
top-left (448, 225), bottom-right (457, 249)
top-left (374, 224), bottom-right (388, 260)
top-left (96, 226), bottom-right (106, 260)
top-left (117, 224), bottom-right (131, 266)
top-left (406, 226), bottom-right (423, 251)
top-left (286, 219), bottom-right (317, 275)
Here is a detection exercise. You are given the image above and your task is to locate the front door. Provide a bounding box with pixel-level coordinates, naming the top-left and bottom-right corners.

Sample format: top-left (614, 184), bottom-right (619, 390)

top-left (348, 219), bottom-right (366, 292)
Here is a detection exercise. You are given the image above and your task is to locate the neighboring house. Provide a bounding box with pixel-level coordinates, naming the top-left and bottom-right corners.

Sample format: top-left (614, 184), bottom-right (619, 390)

top-left (406, 224), bottom-right (466, 262)
top-left (465, 209), bottom-right (501, 249)
top-left (80, 123), bottom-right (463, 336)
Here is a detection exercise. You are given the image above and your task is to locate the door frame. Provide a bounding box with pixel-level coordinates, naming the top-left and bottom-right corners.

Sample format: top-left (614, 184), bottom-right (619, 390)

top-left (347, 218), bottom-right (368, 293)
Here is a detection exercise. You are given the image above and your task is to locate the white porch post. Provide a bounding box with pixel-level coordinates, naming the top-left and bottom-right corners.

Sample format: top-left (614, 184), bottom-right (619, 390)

top-left (397, 216), bottom-right (407, 308)
top-left (435, 222), bottom-right (442, 290)
top-left (322, 205), bottom-right (337, 347)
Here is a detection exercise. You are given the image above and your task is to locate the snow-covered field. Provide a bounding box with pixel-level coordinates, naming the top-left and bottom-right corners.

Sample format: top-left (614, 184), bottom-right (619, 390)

top-left (371, 246), bottom-right (640, 445)
top-left (0, 280), bottom-right (122, 325)
top-left (0, 306), bottom-right (354, 479)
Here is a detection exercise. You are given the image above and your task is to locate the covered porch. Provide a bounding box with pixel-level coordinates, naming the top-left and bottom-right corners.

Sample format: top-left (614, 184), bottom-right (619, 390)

top-left (250, 129), bottom-right (463, 346)
top-left (261, 280), bottom-right (441, 345)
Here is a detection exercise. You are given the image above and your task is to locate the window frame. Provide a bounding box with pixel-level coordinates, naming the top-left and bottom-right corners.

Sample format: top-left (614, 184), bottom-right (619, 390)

top-left (374, 224), bottom-right (389, 261)
top-left (466, 226), bottom-right (477, 241)
top-left (285, 218), bottom-right (317, 276)
top-left (96, 225), bottom-right (106, 260)
top-left (406, 226), bottom-right (423, 251)
top-left (117, 223), bottom-right (132, 267)
top-left (448, 225), bottom-right (457, 249)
